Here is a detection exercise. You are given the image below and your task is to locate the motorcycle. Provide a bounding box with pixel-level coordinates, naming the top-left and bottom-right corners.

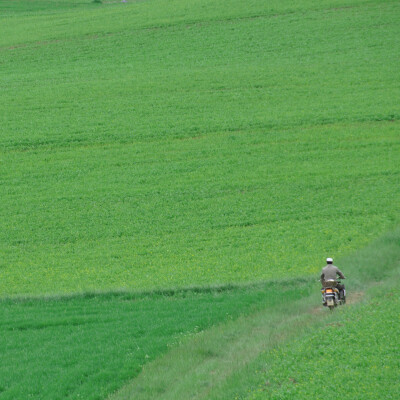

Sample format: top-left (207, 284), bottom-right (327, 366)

top-left (321, 279), bottom-right (345, 310)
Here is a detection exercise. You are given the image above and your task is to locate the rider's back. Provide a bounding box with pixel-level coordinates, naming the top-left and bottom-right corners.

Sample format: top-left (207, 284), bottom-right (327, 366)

top-left (321, 264), bottom-right (341, 280)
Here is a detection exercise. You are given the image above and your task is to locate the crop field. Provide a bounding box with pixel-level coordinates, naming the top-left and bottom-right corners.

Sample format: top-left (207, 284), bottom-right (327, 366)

top-left (1, 0), bottom-right (399, 296)
top-left (244, 282), bottom-right (400, 400)
top-left (0, 281), bottom-right (312, 399)
top-left (0, 0), bottom-right (399, 399)
top-left (107, 229), bottom-right (400, 399)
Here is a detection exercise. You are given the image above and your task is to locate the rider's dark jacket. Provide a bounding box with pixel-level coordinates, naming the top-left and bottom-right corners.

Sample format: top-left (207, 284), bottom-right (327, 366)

top-left (320, 264), bottom-right (345, 284)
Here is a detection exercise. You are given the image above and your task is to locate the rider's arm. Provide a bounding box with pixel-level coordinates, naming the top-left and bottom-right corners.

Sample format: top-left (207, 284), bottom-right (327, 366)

top-left (336, 268), bottom-right (345, 279)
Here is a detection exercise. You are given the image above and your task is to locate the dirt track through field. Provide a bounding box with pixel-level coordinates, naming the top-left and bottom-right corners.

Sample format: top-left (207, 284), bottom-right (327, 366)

top-left (346, 291), bottom-right (364, 305)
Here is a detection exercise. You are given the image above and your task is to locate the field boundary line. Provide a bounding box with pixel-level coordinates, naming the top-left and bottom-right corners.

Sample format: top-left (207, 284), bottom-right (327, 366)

top-left (0, 276), bottom-right (314, 304)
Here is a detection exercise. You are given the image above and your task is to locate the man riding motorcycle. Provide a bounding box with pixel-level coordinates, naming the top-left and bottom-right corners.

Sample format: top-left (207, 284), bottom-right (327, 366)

top-left (320, 257), bottom-right (346, 302)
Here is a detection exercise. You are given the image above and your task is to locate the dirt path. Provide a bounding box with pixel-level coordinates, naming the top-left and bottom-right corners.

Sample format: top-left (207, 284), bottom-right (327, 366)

top-left (346, 291), bottom-right (364, 305)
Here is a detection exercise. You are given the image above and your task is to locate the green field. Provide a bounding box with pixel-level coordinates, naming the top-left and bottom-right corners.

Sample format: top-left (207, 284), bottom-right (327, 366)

top-left (1, 0), bottom-right (399, 399)
top-left (1, 0), bottom-right (399, 296)
top-left (1, 282), bottom-right (309, 399)
top-left (108, 229), bottom-right (400, 399)
top-left (244, 281), bottom-right (400, 400)
top-left (2, 228), bottom-right (398, 400)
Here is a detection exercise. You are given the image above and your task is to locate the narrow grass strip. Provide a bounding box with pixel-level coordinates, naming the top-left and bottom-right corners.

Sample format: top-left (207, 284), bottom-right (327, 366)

top-left (0, 276), bottom-right (313, 304)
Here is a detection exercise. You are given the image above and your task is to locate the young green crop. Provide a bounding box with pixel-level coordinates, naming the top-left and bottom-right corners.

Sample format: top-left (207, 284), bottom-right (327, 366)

top-left (0, 280), bottom-right (310, 400)
top-left (1, 0), bottom-right (399, 296)
top-left (107, 227), bottom-right (400, 400)
top-left (1, 1), bottom-right (399, 399)
top-left (3, 229), bottom-right (398, 400)
top-left (244, 286), bottom-right (400, 400)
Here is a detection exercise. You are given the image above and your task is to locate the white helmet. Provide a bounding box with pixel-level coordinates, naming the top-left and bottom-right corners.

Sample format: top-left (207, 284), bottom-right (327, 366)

top-left (326, 257), bottom-right (333, 263)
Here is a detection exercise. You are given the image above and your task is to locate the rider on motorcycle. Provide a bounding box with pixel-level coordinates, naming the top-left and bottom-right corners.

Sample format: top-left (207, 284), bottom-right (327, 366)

top-left (320, 258), bottom-right (346, 301)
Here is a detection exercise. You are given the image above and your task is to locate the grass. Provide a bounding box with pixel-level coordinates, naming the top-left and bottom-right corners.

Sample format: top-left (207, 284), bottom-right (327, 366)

top-left (110, 297), bottom-right (322, 400)
top-left (1, 0), bottom-right (399, 295)
top-left (243, 278), bottom-right (400, 399)
top-left (0, 0), bottom-right (399, 398)
top-left (2, 228), bottom-right (398, 400)
top-left (0, 0), bottom-right (94, 16)
top-left (107, 227), bottom-right (400, 400)
top-left (0, 280), bottom-right (310, 400)
top-left (1, 0), bottom-right (391, 45)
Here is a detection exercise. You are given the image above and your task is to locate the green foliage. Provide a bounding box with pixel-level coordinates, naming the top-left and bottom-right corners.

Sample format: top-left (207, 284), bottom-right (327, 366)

top-left (108, 228), bottom-right (400, 400)
top-left (338, 227), bottom-right (400, 289)
top-left (1, 0), bottom-right (399, 295)
top-left (0, 0), bottom-right (387, 45)
top-left (0, 0), bottom-right (94, 15)
top-left (0, 281), bottom-right (306, 400)
top-left (0, 0), bottom-right (399, 398)
top-left (245, 286), bottom-right (400, 400)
